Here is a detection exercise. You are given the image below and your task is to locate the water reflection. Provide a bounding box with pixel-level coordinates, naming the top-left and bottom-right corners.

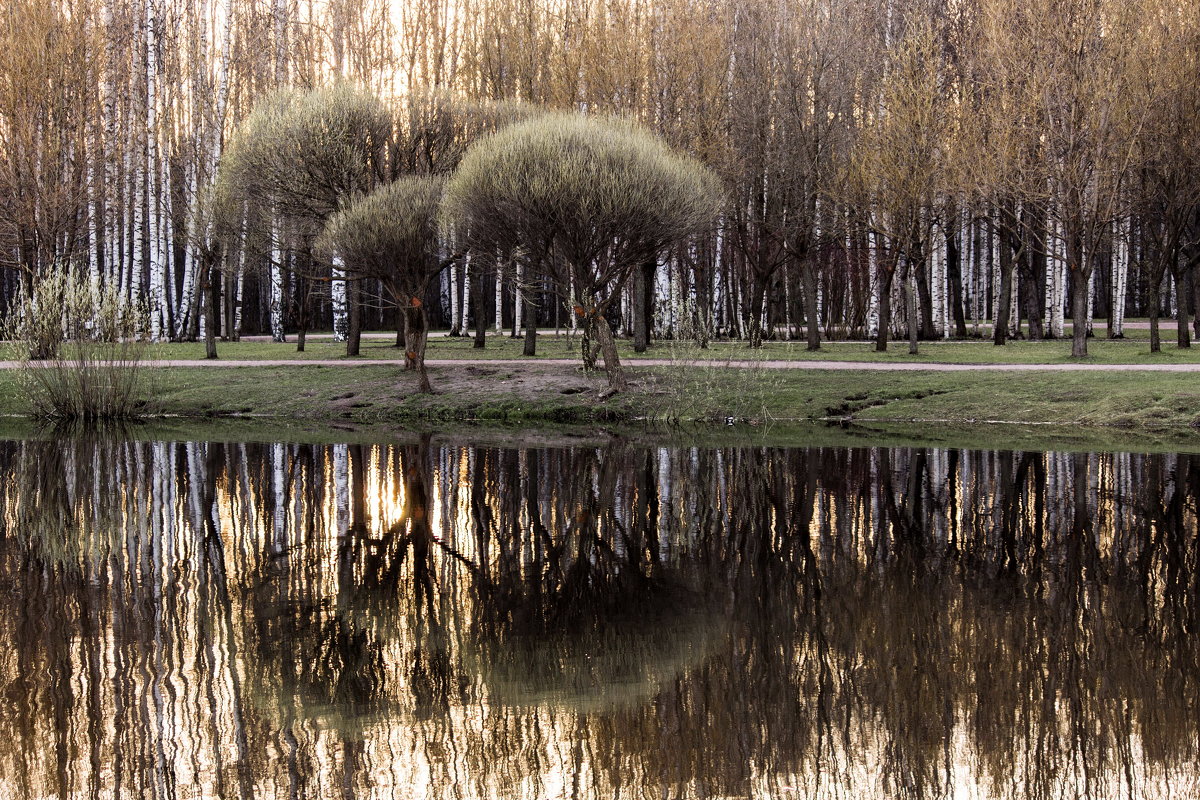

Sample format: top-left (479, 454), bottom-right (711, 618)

top-left (0, 436), bottom-right (1198, 798)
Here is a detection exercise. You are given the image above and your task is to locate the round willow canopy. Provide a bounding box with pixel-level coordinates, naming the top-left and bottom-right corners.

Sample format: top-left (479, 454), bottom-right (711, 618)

top-left (316, 176), bottom-right (446, 297)
top-left (217, 85), bottom-right (391, 232)
top-left (442, 112), bottom-right (721, 274)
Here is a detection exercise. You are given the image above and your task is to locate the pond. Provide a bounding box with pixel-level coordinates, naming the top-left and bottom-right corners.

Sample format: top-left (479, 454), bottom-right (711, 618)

top-left (0, 434), bottom-right (1197, 799)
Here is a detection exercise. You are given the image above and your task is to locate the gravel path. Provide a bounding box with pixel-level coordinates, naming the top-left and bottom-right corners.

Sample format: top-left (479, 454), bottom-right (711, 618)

top-left (5, 358), bottom-right (1200, 372)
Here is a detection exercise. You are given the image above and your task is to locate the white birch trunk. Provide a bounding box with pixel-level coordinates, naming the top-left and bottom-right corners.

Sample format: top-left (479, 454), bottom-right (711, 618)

top-left (513, 268), bottom-right (523, 335)
top-left (270, 226), bottom-right (285, 342)
top-left (331, 255), bottom-right (348, 341)
top-left (494, 264), bottom-right (503, 332)
top-left (1112, 218), bottom-right (1127, 337)
top-left (449, 259), bottom-right (460, 333)
top-left (461, 253), bottom-right (471, 333)
top-left (145, 0), bottom-right (165, 341)
top-left (867, 228), bottom-right (879, 338)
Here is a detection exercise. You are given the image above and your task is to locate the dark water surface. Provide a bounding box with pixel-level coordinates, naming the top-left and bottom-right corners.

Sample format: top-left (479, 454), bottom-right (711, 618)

top-left (1, 435), bottom-right (1198, 799)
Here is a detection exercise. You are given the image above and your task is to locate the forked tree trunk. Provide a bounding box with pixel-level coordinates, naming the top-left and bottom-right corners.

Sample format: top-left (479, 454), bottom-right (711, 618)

top-left (403, 303), bottom-right (432, 393)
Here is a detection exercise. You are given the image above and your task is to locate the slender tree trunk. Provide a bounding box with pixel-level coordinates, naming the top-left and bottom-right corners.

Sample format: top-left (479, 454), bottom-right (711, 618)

top-left (905, 259), bottom-right (919, 355)
top-left (994, 229), bottom-right (1014, 346)
top-left (403, 303), bottom-right (432, 393)
top-left (473, 265), bottom-right (487, 349)
top-left (202, 252), bottom-right (218, 359)
top-left (946, 227), bottom-right (967, 337)
top-left (1192, 271), bottom-right (1200, 341)
top-left (747, 273), bottom-right (766, 348)
top-left (1177, 269), bottom-right (1191, 349)
top-left (1149, 270), bottom-right (1162, 353)
top-left (346, 279), bottom-right (361, 356)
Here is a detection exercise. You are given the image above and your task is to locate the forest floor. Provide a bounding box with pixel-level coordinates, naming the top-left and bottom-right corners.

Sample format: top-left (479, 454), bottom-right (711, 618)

top-left (4, 330), bottom-right (1200, 438)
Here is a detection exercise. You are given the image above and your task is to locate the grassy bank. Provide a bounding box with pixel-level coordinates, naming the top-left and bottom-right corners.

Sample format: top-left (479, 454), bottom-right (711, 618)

top-left (30, 330), bottom-right (1200, 365)
top-left (3, 348), bottom-right (1200, 434)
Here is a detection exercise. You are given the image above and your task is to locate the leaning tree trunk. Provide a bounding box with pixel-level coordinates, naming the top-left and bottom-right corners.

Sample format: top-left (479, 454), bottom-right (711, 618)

top-left (403, 301), bottom-right (432, 394)
top-left (592, 313), bottom-right (627, 391)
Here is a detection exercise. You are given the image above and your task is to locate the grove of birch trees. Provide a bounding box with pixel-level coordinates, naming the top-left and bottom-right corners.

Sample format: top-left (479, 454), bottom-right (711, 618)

top-left (3, 0), bottom-right (1200, 356)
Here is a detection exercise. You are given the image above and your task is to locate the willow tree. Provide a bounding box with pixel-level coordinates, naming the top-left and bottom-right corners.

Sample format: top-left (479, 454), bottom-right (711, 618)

top-left (847, 23), bottom-right (952, 355)
top-left (317, 177), bottom-right (449, 393)
top-left (216, 85), bottom-right (391, 352)
top-left (443, 113), bottom-right (720, 390)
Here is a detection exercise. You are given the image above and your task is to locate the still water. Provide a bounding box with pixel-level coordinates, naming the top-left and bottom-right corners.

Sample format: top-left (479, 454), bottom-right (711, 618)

top-left (0, 434), bottom-right (1197, 799)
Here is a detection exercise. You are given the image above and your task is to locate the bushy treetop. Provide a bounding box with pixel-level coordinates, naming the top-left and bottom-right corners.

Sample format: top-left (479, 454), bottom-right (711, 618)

top-left (442, 112), bottom-right (721, 271)
top-left (315, 175), bottom-right (445, 297)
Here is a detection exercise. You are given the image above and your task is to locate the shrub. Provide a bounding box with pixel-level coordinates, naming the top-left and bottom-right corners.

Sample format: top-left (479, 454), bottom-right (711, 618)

top-left (3, 267), bottom-right (150, 420)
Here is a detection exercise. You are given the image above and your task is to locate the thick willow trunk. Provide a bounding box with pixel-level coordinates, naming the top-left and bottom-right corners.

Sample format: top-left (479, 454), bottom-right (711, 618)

top-left (633, 259), bottom-right (654, 353)
top-left (1070, 268), bottom-right (1090, 358)
top-left (801, 257), bottom-right (820, 351)
top-left (876, 268), bottom-right (894, 353)
top-left (404, 304), bottom-right (432, 394)
top-left (593, 314), bottom-right (627, 391)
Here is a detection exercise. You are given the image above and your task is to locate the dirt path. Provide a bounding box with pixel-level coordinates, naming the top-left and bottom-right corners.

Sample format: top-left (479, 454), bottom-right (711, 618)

top-left (5, 358), bottom-right (1200, 372)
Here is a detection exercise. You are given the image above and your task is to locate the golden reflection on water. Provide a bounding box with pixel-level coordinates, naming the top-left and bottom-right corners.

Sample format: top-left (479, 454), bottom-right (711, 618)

top-left (0, 438), bottom-right (1197, 799)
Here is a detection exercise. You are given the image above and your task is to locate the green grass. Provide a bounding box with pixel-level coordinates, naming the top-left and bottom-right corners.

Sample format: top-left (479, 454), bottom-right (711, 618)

top-left (5, 331), bottom-right (1200, 444)
top-left (4, 329), bottom-right (1191, 366)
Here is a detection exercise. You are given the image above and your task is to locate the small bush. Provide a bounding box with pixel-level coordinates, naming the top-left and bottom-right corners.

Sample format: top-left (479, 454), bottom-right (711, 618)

top-left (3, 267), bottom-right (151, 421)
